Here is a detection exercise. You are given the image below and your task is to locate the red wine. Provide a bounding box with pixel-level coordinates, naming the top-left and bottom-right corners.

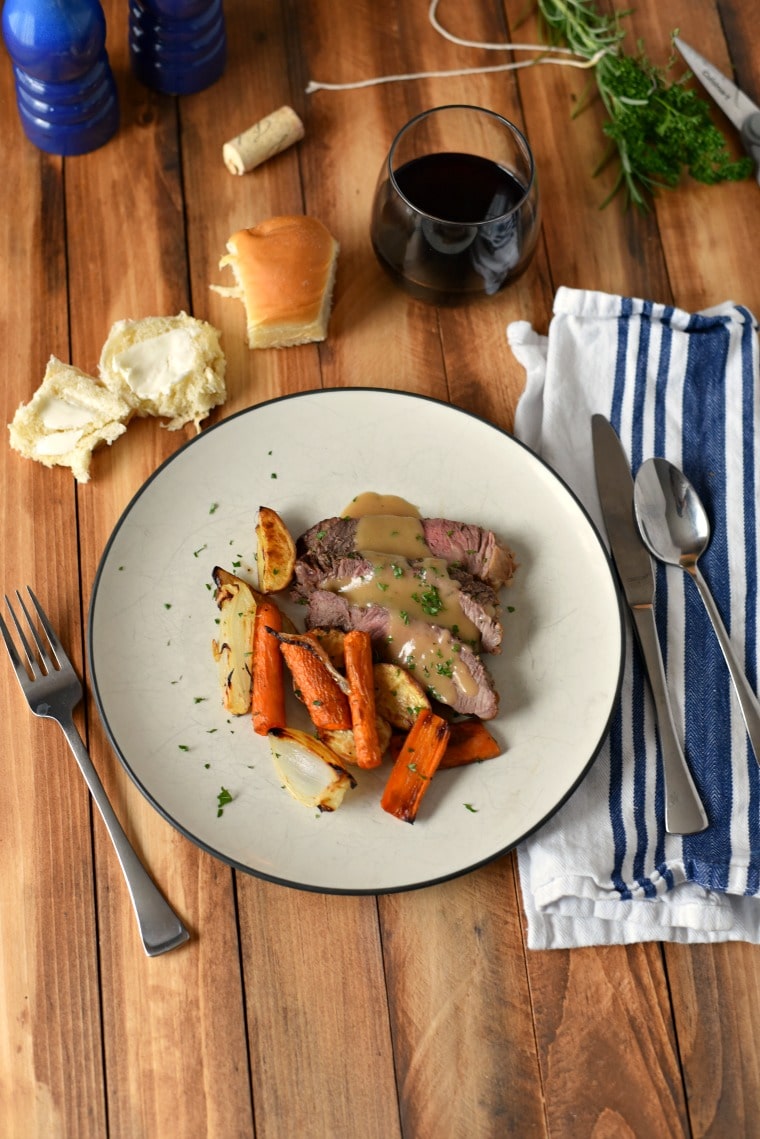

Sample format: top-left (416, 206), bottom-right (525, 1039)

top-left (371, 151), bottom-right (539, 303)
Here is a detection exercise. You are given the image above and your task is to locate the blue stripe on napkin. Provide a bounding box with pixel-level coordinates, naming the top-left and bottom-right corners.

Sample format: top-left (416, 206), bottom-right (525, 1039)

top-left (681, 316), bottom-right (732, 890)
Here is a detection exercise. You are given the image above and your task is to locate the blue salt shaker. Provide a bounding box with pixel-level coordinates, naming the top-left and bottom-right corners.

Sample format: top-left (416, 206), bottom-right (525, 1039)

top-left (2, 0), bottom-right (119, 155)
top-left (129, 0), bottom-right (226, 95)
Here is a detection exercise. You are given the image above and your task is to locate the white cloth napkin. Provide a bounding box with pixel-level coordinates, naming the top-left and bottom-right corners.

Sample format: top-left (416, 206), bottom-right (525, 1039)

top-left (508, 286), bottom-right (760, 948)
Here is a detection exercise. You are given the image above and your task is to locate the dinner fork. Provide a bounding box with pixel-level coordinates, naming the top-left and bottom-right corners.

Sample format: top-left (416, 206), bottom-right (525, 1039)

top-left (1, 588), bottom-right (190, 957)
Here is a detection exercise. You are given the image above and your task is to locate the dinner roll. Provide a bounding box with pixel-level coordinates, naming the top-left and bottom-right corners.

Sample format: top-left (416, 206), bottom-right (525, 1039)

top-left (8, 356), bottom-right (131, 483)
top-left (99, 311), bottom-right (226, 431)
top-left (212, 215), bottom-right (339, 348)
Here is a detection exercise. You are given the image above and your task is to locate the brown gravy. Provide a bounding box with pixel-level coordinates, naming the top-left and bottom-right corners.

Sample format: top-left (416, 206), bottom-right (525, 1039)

top-left (335, 494), bottom-right (481, 705)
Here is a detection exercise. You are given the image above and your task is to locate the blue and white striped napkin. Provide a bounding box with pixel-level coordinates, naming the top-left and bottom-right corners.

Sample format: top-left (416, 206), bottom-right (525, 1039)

top-left (508, 286), bottom-right (760, 948)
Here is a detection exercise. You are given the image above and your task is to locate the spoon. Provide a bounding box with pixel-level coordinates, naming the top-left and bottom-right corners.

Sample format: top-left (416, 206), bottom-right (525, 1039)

top-left (634, 457), bottom-right (760, 767)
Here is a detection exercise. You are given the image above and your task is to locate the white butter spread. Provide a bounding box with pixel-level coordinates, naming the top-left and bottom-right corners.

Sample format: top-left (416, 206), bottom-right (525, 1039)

top-left (112, 328), bottom-right (199, 399)
top-left (35, 427), bottom-right (85, 455)
top-left (38, 395), bottom-right (94, 431)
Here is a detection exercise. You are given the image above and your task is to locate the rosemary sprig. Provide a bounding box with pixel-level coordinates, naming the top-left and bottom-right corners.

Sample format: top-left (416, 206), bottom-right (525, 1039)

top-left (536, 0), bottom-right (753, 208)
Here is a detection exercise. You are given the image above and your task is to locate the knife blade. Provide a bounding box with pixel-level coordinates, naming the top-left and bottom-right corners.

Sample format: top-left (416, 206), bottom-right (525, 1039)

top-left (591, 414), bottom-right (708, 835)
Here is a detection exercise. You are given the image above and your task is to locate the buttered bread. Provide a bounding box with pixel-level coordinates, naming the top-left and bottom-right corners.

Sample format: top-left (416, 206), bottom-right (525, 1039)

top-left (99, 311), bottom-right (226, 431)
top-left (8, 357), bottom-right (132, 483)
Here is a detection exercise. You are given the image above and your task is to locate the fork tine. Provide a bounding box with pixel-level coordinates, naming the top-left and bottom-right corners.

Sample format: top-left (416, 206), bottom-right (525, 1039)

top-left (14, 589), bottom-right (58, 675)
top-left (4, 592), bottom-right (43, 677)
top-left (26, 587), bottom-right (66, 670)
top-left (0, 604), bottom-right (32, 685)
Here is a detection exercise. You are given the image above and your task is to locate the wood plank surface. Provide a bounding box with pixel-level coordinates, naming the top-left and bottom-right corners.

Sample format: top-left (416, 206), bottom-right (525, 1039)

top-left (1, 1), bottom-right (759, 1136)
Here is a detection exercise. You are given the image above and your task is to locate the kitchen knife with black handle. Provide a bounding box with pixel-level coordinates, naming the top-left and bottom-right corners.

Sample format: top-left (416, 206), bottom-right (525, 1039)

top-left (591, 414), bottom-right (708, 835)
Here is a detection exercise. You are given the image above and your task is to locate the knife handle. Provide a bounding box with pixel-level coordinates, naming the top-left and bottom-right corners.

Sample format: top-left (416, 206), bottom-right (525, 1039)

top-left (630, 605), bottom-right (709, 835)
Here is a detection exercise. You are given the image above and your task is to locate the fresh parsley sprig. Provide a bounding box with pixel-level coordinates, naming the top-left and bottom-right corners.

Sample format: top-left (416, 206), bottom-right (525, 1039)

top-left (537, 0), bottom-right (753, 208)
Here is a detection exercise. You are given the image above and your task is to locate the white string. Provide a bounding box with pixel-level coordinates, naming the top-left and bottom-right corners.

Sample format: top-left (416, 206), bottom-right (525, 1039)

top-left (428, 0), bottom-right (573, 55)
top-left (306, 0), bottom-right (605, 94)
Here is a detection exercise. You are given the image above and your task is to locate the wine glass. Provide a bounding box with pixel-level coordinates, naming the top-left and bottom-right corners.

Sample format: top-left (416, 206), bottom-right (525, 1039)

top-left (370, 104), bottom-right (540, 304)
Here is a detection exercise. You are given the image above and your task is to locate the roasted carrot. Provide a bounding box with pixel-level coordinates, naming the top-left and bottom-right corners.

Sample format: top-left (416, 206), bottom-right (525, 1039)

top-left (276, 631), bottom-right (352, 731)
top-left (380, 709), bottom-right (450, 823)
top-left (438, 719), bottom-right (502, 768)
top-left (251, 599), bottom-right (286, 735)
top-left (388, 717), bottom-right (501, 768)
top-left (343, 629), bottom-right (383, 769)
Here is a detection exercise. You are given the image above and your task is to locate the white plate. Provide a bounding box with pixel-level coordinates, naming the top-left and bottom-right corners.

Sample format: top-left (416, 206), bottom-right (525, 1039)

top-left (89, 389), bottom-right (623, 893)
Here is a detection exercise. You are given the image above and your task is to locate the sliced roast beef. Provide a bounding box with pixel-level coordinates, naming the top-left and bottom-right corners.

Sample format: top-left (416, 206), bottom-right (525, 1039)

top-left (295, 517), bottom-right (357, 571)
top-left (304, 590), bottom-right (391, 642)
top-left (302, 591), bottom-right (499, 719)
top-left (293, 555), bottom-right (502, 653)
top-left (296, 516), bottom-right (517, 589)
top-left (422, 519), bottom-right (517, 590)
top-left (293, 554), bottom-right (373, 597)
top-left (447, 566), bottom-right (502, 653)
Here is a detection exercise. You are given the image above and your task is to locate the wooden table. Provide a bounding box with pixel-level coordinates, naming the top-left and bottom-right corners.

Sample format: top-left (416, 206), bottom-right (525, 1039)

top-left (2, 2), bottom-right (759, 1135)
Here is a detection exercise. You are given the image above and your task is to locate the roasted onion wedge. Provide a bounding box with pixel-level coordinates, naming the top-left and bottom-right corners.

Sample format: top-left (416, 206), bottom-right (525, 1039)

top-left (269, 726), bottom-right (356, 811)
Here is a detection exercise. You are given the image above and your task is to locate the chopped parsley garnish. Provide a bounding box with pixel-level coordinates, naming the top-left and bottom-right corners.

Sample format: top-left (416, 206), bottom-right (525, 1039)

top-left (411, 585), bottom-right (444, 617)
top-left (537, 0), bottom-right (754, 208)
top-left (217, 786), bottom-right (234, 817)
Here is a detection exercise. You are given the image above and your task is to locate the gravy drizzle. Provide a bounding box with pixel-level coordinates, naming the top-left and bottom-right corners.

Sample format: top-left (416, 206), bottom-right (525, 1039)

top-left (336, 493), bottom-right (481, 705)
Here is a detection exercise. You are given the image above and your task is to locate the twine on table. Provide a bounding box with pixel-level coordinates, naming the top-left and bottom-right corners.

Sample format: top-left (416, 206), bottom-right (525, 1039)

top-left (305, 0), bottom-right (606, 93)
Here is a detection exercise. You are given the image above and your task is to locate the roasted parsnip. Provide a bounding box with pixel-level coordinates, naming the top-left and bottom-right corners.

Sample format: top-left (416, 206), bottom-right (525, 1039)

top-left (211, 566), bottom-right (261, 714)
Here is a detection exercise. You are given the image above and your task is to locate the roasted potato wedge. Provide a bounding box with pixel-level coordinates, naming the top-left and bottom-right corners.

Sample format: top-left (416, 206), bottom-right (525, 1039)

top-left (373, 662), bottom-right (431, 731)
top-left (255, 506), bottom-right (296, 592)
top-left (211, 566), bottom-right (260, 714)
top-left (318, 717), bottom-right (392, 766)
top-left (307, 626), bottom-right (346, 669)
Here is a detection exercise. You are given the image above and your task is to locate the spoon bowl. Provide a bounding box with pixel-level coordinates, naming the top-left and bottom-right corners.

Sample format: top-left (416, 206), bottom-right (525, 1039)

top-left (634, 457), bottom-right (760, 766)
top-left (633, 459), bottom-right (708, 568)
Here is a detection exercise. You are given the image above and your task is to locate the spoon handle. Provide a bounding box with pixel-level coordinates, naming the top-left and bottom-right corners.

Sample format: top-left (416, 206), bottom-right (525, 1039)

top-left (691, 566), bottom-right (760, 767)
top-left (630, 606), bottom-right (709, 835)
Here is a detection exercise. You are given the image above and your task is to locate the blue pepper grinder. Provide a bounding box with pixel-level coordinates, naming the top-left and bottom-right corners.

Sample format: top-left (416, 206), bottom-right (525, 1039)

top-left (129, 0), bottom-right (226, 96)
top-left (2, 0), bottom-right (119, 156)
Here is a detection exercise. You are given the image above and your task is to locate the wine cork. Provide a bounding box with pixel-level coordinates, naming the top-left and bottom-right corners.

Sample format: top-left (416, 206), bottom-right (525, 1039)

top-left (223, 106), bottom-right (305, 175)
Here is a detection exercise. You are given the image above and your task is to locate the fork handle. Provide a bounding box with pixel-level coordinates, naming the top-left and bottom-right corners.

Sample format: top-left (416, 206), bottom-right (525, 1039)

top-left (59, 714), bottom-right (190, 956)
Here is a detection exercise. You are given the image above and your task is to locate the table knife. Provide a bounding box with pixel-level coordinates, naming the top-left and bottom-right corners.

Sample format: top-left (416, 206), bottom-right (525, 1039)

top-left (591, 414), bottom-right (709, 835)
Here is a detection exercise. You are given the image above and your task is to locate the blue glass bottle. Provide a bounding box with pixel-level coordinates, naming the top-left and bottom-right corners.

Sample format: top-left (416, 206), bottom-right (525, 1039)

top-left (129, 0), bottom-right (226, 95)
top-left (2, 0), bottom-right (119, 156)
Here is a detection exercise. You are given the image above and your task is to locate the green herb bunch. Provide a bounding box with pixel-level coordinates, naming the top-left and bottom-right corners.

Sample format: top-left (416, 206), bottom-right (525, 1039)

top-left (537, 0), bottom-right (753, 207)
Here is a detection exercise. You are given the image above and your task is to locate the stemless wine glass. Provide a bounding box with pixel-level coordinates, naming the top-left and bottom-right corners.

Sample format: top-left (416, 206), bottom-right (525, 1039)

top-left (370, 105), bottom-right (540, 304)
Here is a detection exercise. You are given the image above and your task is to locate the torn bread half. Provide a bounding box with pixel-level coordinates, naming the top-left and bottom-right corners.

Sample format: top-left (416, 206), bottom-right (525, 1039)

top-left (8, 357), bottom-right (131, 483)
top-left (99, 312), bottom-right (226, 431)
top-left (212, 215), bottom-right (339, 348)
